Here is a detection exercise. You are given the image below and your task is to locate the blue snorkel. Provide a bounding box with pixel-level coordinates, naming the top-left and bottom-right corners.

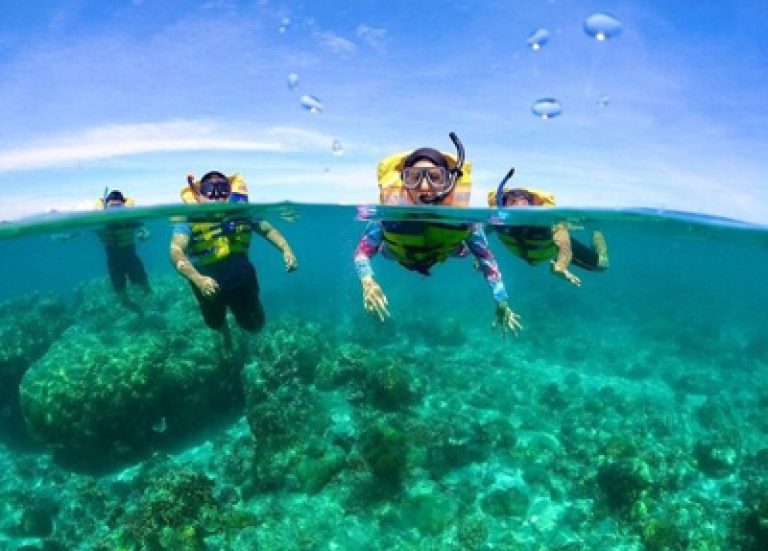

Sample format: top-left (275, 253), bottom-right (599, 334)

top-left (102, 186), bottom-right (110, 209)
top-left (495, 167), bottom-right (516, 208)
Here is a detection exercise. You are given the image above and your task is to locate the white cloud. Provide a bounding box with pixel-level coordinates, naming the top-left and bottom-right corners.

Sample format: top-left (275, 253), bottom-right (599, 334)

top-left (356, 25), bottom-right (388, 50)
top-left (314, 31), bottom-right (356, 55)
top-left (0, 120), bottom-right (337, 172)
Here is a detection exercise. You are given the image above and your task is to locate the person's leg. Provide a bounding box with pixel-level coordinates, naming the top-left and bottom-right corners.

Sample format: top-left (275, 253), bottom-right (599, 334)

top-left (190, 283), bottom-right (228, 330)
top-left (570, 233), bottom-right (609, 271)
top-left (106, 250), bottom-right (128, 295)
top-left (228, 263), bottom-right (265, 333)
top-left (125, 249), bottom-right (151, 295)
top-left (107, 249), bottom-right (141, 312)
top-left (592, 231), bottom-right (609, 269)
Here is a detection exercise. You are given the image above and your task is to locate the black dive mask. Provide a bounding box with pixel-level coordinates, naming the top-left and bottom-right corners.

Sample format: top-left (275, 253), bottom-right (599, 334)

top-left (199, 180), bottom-right (231, 200)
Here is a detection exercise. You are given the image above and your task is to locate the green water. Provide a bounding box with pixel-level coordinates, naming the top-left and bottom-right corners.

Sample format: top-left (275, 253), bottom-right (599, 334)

top-left (1, 203), bottom-right (767, 550)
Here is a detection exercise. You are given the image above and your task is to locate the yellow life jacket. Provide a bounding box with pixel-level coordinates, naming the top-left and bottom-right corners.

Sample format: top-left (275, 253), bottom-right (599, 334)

top-left (98, 225), bottom-right (140, 249)
top-left (495, 226), bottom-right (558, 264)
top-left (377, 151), bottom-right (472, 206)
top-left (376, 150), bottom-right (472, 269)
top-left (487, 188), bottom-right (556, 207)
top-left (181, 173), bottom-right (249, 203)
top-left (487, 187), bottom-right (558, 264)
top-left (94, 196), bottom-right (139, 248)
top-left (187, 219), bottom-right (253, 266)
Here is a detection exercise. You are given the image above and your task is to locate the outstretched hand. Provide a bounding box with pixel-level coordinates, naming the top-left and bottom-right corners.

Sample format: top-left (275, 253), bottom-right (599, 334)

top-left (283, 250), bottom-right (298, 272)
top-left (493, 301), bottom-right (523, 339)
top-left (362, 276), bottom-right (389, 322)
top-left (550, 261), bottom-right (581, 287)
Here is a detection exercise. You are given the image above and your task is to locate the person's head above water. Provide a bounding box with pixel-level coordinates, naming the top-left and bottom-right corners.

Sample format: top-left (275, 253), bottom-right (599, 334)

top-left (197, 171), bottom-right (231, 202)
top-left (400, 147), bottom-right (454, 205)
top-left (105, 190), bottom-right (126, 208)
top-left (502, 188), bottom-right (533, 207)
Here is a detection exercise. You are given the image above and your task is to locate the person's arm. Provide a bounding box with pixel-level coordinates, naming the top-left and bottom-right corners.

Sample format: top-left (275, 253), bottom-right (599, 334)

top-left (253, 220), bottom-right (298, 272)
top-left (465, 224), bottom-right (523, 337)
top-left (169, 231), bottom-right (219, 297)
top-left (550, 223), bottom-right (581, 287)
top-left (465, 224), bottom-right (509, 304)
top-left (354, 222), bottom-right (389, 321)
top-left (353, 222), bottom-right (382, 280)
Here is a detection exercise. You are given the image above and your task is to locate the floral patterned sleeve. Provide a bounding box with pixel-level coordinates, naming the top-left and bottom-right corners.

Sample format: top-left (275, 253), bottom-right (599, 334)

top-left (464, 223), bottom-right (509, 303)
top-left (353, 222), bottom-right (383, 280)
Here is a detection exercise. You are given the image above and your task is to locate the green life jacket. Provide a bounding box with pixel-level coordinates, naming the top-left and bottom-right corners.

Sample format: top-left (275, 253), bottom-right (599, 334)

top-left (98, 224), bottom-right (139, 249)
top-left (382, 221), bottom-right (470, 270)
top-left (496, 226), bottom-right (557, 264)
top-left (188, 219), bottom-right (253, 266)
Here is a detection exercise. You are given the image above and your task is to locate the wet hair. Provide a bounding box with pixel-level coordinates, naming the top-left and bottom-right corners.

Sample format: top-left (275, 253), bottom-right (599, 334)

top-left (200, 171), bottom-right (230, 187)
top-left (403, 147), bottom-right (449, 170)
top-left (105, 190), bottom-right (125, 203)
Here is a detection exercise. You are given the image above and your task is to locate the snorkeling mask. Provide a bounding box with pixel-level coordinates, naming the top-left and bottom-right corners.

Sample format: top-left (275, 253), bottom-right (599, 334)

top-left (402, 166), bottom-right (452, 192)
top-left (401, 132), bottom-right (465, 205)
top-left (199, 179), bottom-right (231, 200)
top-left (103, 189), bottom-right (127, 208)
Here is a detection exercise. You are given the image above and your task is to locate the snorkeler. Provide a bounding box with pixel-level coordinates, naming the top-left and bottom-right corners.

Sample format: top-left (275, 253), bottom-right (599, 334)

top-left (96, 189), bottom-right (151, 313)
top-left (354, 133), bottom-right (523, 337)
top-left (170, 171), bottom-right (298, 343)
top-left (489, 169), bottom-right (609, 287)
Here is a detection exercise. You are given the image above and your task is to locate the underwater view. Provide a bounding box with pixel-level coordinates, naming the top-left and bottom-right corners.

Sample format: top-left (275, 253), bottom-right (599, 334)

top-left (0, 204), bottom-right (767, 550)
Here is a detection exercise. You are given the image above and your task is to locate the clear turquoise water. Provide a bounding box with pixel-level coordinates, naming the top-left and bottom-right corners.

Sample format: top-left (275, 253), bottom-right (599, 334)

top-left (1, 204), bottom-right (767, 549)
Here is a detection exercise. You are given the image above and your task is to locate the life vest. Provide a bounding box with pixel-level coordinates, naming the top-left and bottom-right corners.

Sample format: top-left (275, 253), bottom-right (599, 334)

top-left (187, 219), bottom-right (253, 266)
top-left (488, 187), bottom-right (558, 264)
top-left (94, 196), bottom-right (139, 248)
top-left (377, 151), bottom-right (472, 206)
top-left (181, 173), bottom-right (249, 204)
top-left (98, 224), bottom-right (141, 249)
top-left (495, 226), bottom-right (558, 264)
top-left (381, 221), bottom-right (471, 272)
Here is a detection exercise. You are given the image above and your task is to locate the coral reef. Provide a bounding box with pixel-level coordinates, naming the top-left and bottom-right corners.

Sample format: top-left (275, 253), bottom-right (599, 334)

top-left (18, 278), bottom-right (245, 472)
top-left (0, 292), bottom-right (72, 448)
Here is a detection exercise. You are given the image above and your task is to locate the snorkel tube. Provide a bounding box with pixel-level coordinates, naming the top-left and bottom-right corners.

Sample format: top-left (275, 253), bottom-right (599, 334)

top-left (495, 167), bottom-right (516, 208)
top-left (102, 186), bottom-right (110, 209)
top-left (421, 131), bottom-right (465, 204)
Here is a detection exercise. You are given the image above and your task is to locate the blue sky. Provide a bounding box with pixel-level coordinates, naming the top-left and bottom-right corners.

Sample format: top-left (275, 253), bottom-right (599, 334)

top-left (1, 0), bottom-right (766, 223)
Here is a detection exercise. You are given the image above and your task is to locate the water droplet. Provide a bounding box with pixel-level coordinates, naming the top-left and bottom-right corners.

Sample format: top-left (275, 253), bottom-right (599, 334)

top-left (286, 72), bottom-right (299, 90)
top-left (278, 16), bottom-right (291, 34)
top-left (597, 94), bottom-right (611, 108)
top-left (531, 98), bottom-right (563, 119)
top-left (527, 28), bottom-right (550, 51)
top-left (331, 139), bottom-right (344, 156)
top-left (300, 95), bottom-right (324, 114)
top-left (584, 12), bottom-right (622, 41)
